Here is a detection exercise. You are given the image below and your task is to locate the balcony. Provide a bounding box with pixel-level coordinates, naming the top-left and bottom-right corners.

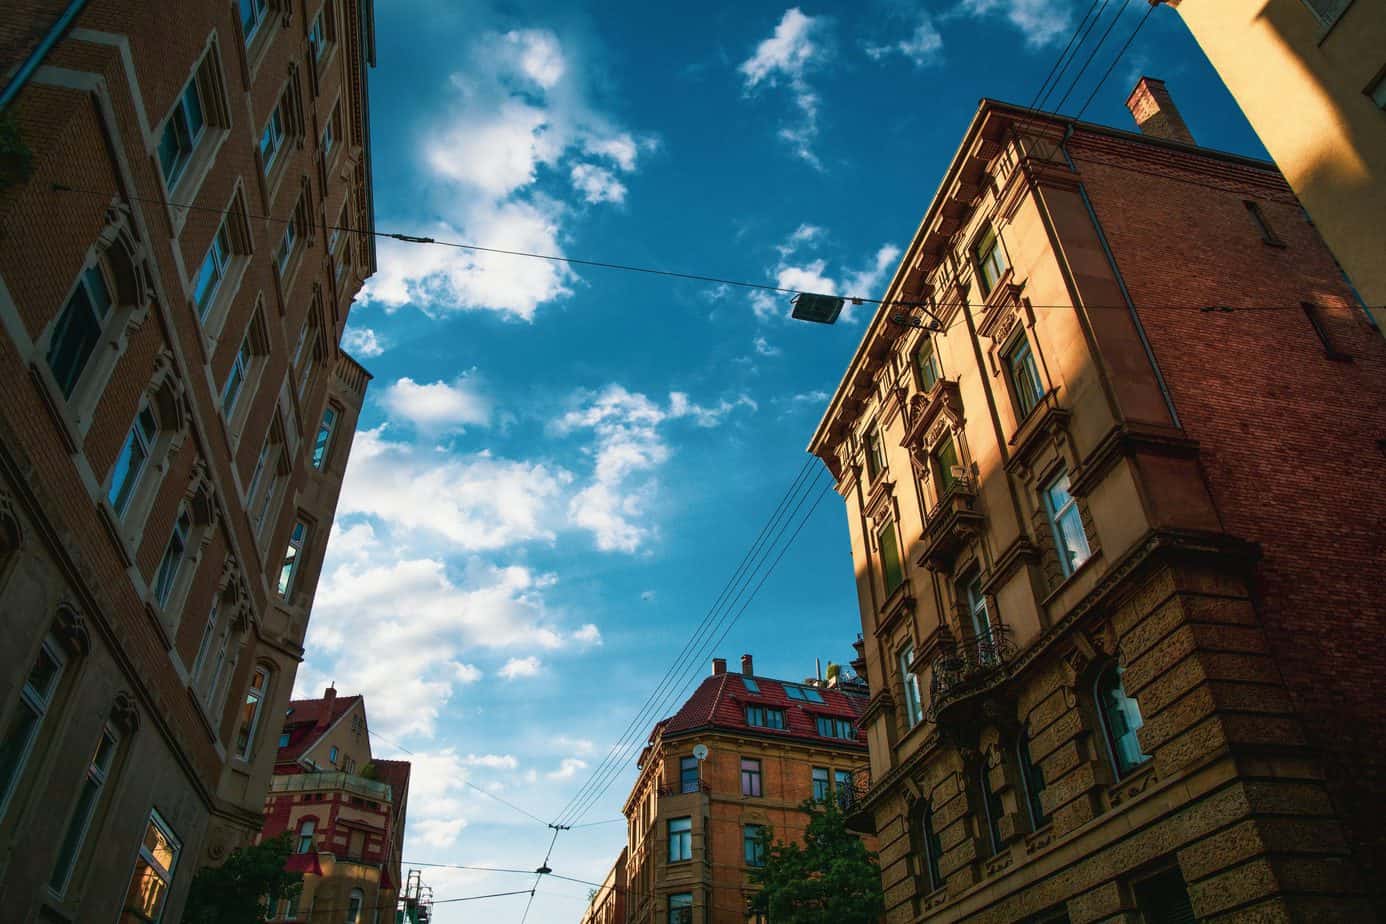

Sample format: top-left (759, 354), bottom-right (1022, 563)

top-left (838, 766), bottom-right (876, 835)
top-left (918, 477), bottom-right (986, 571)
top-left (657, 780), bottom-right (710, 797)
top-left (927, 624), bottom-right (1016, 723)
top-left (269, 770), bottom-right (393, 803)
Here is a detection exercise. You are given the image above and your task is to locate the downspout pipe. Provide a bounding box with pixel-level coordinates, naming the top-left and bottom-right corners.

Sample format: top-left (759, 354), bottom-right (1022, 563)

top-left (1057, 121), bottom-right (1182, 429)
top-left (0, 0), bottom-right (92, 110)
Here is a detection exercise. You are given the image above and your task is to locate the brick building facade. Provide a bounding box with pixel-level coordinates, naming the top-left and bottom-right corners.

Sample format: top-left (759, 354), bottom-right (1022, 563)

top-left (0, 1), bottom-right (375, 919)
top-left (808, 83), bottom-right (1386, 921)
top-left (259, 687), bottom-right (409, 923)
top-left (618, 654), bottom-right (877, 924)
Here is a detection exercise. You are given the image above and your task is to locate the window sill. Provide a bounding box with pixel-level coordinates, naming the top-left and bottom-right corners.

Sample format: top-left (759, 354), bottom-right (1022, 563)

top-left (1040, 549), bottom-right (1102, 608)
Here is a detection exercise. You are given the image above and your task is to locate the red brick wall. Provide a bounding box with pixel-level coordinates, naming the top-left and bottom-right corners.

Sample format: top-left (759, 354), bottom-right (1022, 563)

top-left (1073, 129), bottom-right (1386, 894)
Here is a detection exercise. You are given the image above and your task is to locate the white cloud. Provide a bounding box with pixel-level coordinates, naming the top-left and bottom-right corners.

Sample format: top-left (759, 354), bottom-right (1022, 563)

top-left (641, 590), bottom-right (657, 602)
top-left (359, 27), bottom-right (655, 320)
top-left (341, 326), bottom-right (385, 358)
top-left (570, 163), bottom-right (627, 204)
top-left (546, 757), bottom-right (588, 780)
top-left (571, 623), bottom-right (602, 645)
top-left (415, 818), bottom-right (468, 848)
top-left (338, 427), bottom-right (570, 551)
top-left (739, 8), bottom-right (829, 167)
top-left (500, 656), bottom-right (542, 680)
top-left (556, 386), bottom-right (755, 551)
top-left (462, 753), bottom-right (519, 769)
top-left (754, 336), bottom-right (782, 357)
top-left (751, 227), bottom-right (902, 322)
top-left (866, 12), bottom-right (944, 65)
top-left (380, 376), bottom-right (492, 432)
top-left (455, 663), bottom-right (483, 684)
top-left (953, 0), bottom-right (1071, 48)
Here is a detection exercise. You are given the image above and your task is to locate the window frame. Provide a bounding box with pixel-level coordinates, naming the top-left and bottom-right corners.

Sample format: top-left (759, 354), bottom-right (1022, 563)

top-left (259, 104), bottom-right (286, 175)
top-left (913, 336), bottom-right (941, 392)
top-left (1243, 200), bottom-right (1284, 246)
top-left (899, 644), bottom-right (923, 727)
top-left (740, 758), bottom-right (762, 797)
top-left (107, 405), bottom-right (159, 516)
top-left (1043, 466), bottom-right (1092, 577)
top-left (743, 823), bottom-right (766, 867)
top-left (1004, 334), bottom-right (1045, 419)
top-left (278, 518), bottom-right (310, 599)
top-left (157, 74), bottom-right (208, 190)
top-left (45, 264), bottom-right (114, 401)
top-left (1017, 727), bottom-right (1049, 829)
top-left (0, 635), bottom-right (67, 822)
top-left (234, 666), bottom-right (270, 760)
top-left (974, 225), bottom-right (1010, 296)
top-left (812, 766), bottom-right (830, 802)
top-left (814, 715), bottom-right (855, 739)
top-left (979, 761), bottom-right (1003, 855)
top-left (50, 722), bottom-right (120, 896)
top-left (877, 517), bottom-right (905, 595)
top-left (745, 704), bottom-right (786, 730)
top-left (193, 222), bottom-right (233, 318)
top-left (1095, 663), bottom-right (1151, 778)
top-left (668, 816), bottom-right (692, 862)
top-left (311, 405), bottom-right (338, 470)
top-left (930, 435), bottom-right (961, 494)
top-left (679, 756), bottom-right (699, 793)
top-left (864, 429), bottom-right (885, 481)
top-left (668, 893), bottom-right (694, 924)
top-left (240, 0), bottom-right (271, 43)
top-left (152, 508), bottom-right (192, 607)
top-left (221, 333), bottom-right (255, 418)
top-left (917, 800), bottom-right (943, 892)
top-left (120, 810), bottom-right (181, 923)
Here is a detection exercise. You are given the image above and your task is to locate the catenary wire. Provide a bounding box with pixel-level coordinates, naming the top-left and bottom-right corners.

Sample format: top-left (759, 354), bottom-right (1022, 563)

top-left (1051, 0), bottom-right (1134, 114)
top-left (1028, 0), bottom-right (1104, 112)
top-left (1036, 0), bottom-right (1113, 112)
top-left (1074, 3), bottom-right (1158, 122)
top-left (554, 469), bottom-right (829, 826)
top-left (548, 459), bottom-right (821, 826)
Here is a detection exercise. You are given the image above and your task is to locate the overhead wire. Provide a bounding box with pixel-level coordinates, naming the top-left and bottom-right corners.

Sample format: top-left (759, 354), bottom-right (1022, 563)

top-left (1028, 0), bottom-right (1105, 112)
top-left (1050, 0), bottom-right (1135, 114)
top-left (1074, 3), bottom-right (1159, 121)
top-left (1034, 0), bottom-right (1112, 112)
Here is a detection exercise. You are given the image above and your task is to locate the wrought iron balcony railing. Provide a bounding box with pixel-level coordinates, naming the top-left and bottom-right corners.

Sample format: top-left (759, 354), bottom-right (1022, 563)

top-left (927, 623), bottom-right (1016, 720)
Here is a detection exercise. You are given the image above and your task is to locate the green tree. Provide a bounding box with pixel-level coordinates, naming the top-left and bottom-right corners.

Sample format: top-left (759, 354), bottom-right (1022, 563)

top-left (182, 833), bottom-right (303, 924)
top-left (748, 798), bottom-right (885, 924)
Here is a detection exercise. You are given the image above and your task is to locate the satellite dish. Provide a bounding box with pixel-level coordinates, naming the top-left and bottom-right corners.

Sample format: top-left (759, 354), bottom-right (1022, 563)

top-left (692, 743), bottom-right (709, 761)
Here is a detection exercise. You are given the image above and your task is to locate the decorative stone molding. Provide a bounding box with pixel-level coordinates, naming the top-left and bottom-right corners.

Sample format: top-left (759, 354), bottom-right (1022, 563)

top-left (902, 380), bottom-right (965, 479)
top-left (110, 691), bottom-right (140, 734)
top-left (53, 603), bottom-right (91, 657)
top-left (0, 490), bottom-right (22, 555)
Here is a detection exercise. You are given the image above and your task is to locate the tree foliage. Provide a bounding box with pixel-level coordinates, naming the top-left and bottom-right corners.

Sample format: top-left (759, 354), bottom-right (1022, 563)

top-left (183, 833), bottom-right (303, 924)
top-left (748, 798), bottom-right (885, 924)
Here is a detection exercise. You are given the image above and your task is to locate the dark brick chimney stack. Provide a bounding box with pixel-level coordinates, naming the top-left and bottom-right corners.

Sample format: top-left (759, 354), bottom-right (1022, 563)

top-left (1125, 76), bottom-right (1195, 145)
top-left (315, 685), bottom-right (337, 733)
top-left (712, 657), bottom-right (726, 676)
top-left (741, 654), bottom-right (754, 676)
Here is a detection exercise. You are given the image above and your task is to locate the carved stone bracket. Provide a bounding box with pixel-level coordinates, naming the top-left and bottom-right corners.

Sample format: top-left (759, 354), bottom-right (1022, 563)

top-left (902, 380), bottom-right (964, 478)
top-left (54, 603), bottom-right (91, 657)
top-left (110, 691), bottom-right (140, 734)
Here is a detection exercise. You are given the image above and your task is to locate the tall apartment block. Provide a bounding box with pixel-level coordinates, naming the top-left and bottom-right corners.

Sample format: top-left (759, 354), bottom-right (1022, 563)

top-left (809, 82), bottom-right (1386, 921)
top-left (618, 654), bottom-right (875, 924)
top-left (1156, 0), bottom-right (1386, 329)
top-left (259, 686), bottom-right (409, 923)
top-left (0, 1), bottom-right (375, 920)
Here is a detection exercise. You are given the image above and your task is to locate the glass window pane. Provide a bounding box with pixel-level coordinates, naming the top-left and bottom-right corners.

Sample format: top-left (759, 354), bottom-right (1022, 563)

top-left (0, 704), bottom-right (41, 807)
top-left (47, 282), bottom-right (105, 398)
top-left (182, 80), bottom-right (205, 144)
top-left (108, 425), bottom-right (150, 512)
top-left (878, 520), bottom-right (904, 593)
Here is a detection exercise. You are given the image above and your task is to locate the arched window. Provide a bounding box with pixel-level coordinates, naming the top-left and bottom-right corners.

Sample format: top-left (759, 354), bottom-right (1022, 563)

top-left (345, 887), bottom-right (364, 924)
top-left (1016, 727), bottom-right (1049, 829)
top-left (913, 800), bottom-right (943, 892)
top-left (235, 667), bottom-right (270, 759)
top-left (1095, 663), bottom-right (1150, 777)
top-left (979, 762), bottom-right (1003, 855)
top-left (0, 634), bottom-right (68, 821)
top-left (296, 818), bottom-right (316, 854)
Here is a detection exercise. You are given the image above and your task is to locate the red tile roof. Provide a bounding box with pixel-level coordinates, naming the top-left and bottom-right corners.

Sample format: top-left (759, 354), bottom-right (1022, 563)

top-left (657, 672), bottom-right (869, 749)
top-left (274, 691), bottom-right (362, 768)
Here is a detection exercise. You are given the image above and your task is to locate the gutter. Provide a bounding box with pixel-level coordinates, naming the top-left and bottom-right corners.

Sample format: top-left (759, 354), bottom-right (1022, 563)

top-left (0, 0), bottom-right (91, 110)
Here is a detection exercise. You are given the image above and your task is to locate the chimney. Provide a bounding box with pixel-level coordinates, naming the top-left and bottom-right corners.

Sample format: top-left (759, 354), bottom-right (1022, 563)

top-left (1125, 77), bottom-right (1194, 145)
top-left (314, 685), bottom-right (337, 733)
top-left (740, 654), bottom-right (754, 676)
top-left (711, 657), bottom-right (727, 676)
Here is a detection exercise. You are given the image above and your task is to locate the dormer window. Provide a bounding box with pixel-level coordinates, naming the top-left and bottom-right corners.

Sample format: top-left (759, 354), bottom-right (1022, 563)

top-left (742, 677), bottom-right (760, 694)
top-left (745, 705), bottom-right (785, 730)
top-left (815, 716), bottom-right (856, 739)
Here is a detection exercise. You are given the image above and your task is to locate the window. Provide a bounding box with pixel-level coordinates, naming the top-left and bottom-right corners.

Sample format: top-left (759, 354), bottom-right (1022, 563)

top-left (812, 766), bottom-right (830, 801)
top-left (916, 801), bottom-right (943, 891)
top-left (975, 226), bottom-right (1009, 295)
top-left (275, 217), bottom-right (298, 276)
top-left (1096, 663), bottom-right (1150, 777)
top-left (1132, 866), bottom-right (1197, 924)
top-left (322, 103), bottom-right (339, 159)
top-left (235, 667), bottom-right (269, 759)
top-left (152, 508), bottom-right (191, 606)
top-left (979, 762), bottom-right (1003, 855)
top-left (308, 11), bottom-right (329, 58)
top-left (1370, 68), bottom-right (1386, 110)
top-left (930, 436), bottom-right (960, 493)
top-left (864, 429), bottom-right (885, 480)
top-left (296, 818), bottom-right (316, 854)
top-left (783, 685), bottom-right (824, 703)
top-left (965, 574), bottom-right (994, 662)
top-left (278, 519), bottom-right (309, 598)
top-left (745, 705), bottom-right (785, 730)
top-left (329, 745), bottom-right (339, 763)
top-left (221, 333), bottom-right (255, 416)
top-left (899, 644), bottom-right (923, 727)
top-left (1302, 303), bottom-right (1350, 360)
top-left (190, 603), bottom-right (218, 685)
top-left (345, 888), bottom-right (364, 924)
top-left (205, 624), bottom-right (234, 711)
top-left (0, 637), bottom-right (65, 820)
top-left (1005, 336), bottom-right (1045, 418)
top-left (742, 677), bottom-right (760, 694)
top-left (193, 222), bottom-right (233, 317)
top-left (278, 732), bottom-right (290, 748)
top-left (740, 758), bottom-right (762, 797)
top-left (877, 518), bottom-right (904, 594)
top-left (240, 0), bottom-right (269, 41)
top-left (1017, 728), bottom-right (1049, 829)
top-left (51, 724), bottom-right (119, 894)
top-left (1244, 200), bottom-right (1283, 246)
top-left (668, 893), bottom-right (693, 924)
top-left (108, 406), bottom-right (158, 515)
top-left (260, 106), bottom-right (285, 172)
top-left (158, 73), bottom-right (207, 187)
top-left (815, 716), bottom-right (856, 739)
top-left (47, 266), bottom-right (112, 399)
top-left (680, 756), bottom-right (700, 793)
top-left (120, 811), bottom-right (180, 923)
top-left (1044, 467), bottom-right (1091, 576)
top-left (914, 337), bottom-right (941, 392)
top-left (668, 816), bottom-right (692, 862)
top-left (312, 407), bottom-right (337, 470)
top-left (744, 824), bottom-right (766, 867)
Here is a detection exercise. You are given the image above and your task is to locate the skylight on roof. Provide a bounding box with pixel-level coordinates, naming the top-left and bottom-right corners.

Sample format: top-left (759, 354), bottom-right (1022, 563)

top-left (743, 677), bottom-right (760, 694)
top-left (785, 685), bottom-right (824, 703)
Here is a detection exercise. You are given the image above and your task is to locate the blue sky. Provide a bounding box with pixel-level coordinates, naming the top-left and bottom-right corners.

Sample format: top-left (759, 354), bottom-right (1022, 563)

top-left (295, 0), bottom-right (1266, 917)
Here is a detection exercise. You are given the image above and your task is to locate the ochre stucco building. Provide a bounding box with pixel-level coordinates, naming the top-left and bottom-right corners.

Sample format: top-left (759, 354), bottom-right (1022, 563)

top-left (0, 1), bottom-right (376, 919)
top-left (1157, 0), bottom-right (1386, 330)
top-left (259, 687), bottom-right (410, 923)
top-left (581, 847), bottom-right (628, 924)
top-left (808, 84), bottom-right (1386, 921)
top-left (619, 654), bottom-right (877, 924)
